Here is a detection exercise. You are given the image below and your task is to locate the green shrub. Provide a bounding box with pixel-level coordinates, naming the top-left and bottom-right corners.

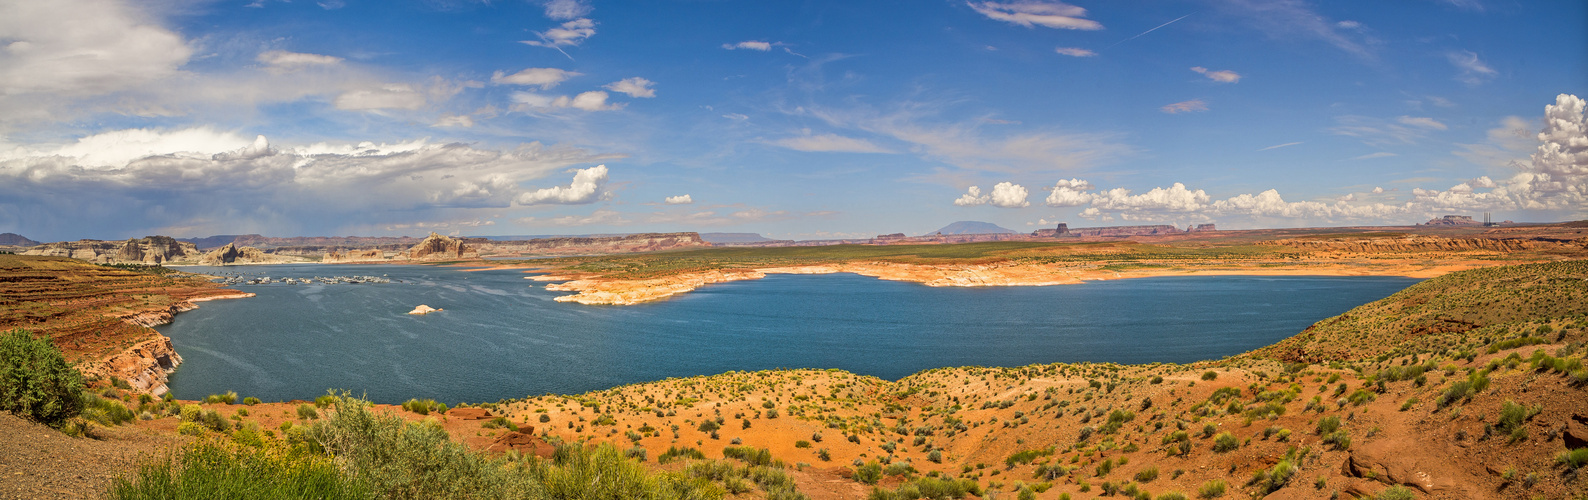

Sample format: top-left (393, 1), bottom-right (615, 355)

top-left (1212, 432), bottom-right (1239, 453)
top-left (853, 461), bottom-right (883, 484)
top-left (1158, 493), bottom-right (1188, 500)
top-left (1005, 447), bottom-right (1053, 468)
top-left (80, 392), bottom-right (136, 427)
top-left (1316, 416), bottom-right (1342, 435)
top-left (204, 391), bottom-right (237, 405)
top-left (308, 393), bottom-right (548, 498)
top-left (1201, 371), bottom-right (1218, 381)
top-left (176, 422), bottom-right (207, 436)
top-left (242, 397), bottom-right (261, 406)
top-left (1556, 447), bottom-right (1588, 470)
top-left (108, 440), bottom-right (367, 499)
top-left (0, 329), bottom-right (85, 426)
top-left (400, 398), bottom-right (446, 415)
top-left (1375, 484), bottom-right (1416, 500)
top-left (722, 446), bottom-right (774, 467)
top-left (1134, 466), bottom-right (1158, 482)
top-left (657, 446), bottom-right (706, 464)
top-left (296, 404), bottom-right (319, 420)
top-left (1197, 479), bottom-right (1226, 498)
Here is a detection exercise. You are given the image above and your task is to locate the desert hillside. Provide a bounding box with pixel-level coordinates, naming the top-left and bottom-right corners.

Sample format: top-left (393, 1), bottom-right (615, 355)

top-left (2, 257), bottom-right (1584, 499)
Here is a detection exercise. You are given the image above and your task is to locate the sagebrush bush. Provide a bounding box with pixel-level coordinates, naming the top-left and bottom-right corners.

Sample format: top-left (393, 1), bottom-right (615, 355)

top-left (0, 329), bottom-right (85, 426)
top-left (108, 439), bottom-right (367, 499)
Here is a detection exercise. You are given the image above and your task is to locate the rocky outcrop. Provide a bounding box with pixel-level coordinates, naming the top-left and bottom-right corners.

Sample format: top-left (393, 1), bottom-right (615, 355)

top-left (22, 236), bottom-right (199, 264)
top-left (77, 336), bottom-right (185, 396)
top-left (476, 232), bottom-right (707, 257)
top-left (1260, 235), bottom-right (1543, 254)
top-left (198, 243), bottom-right (293, 265)
top-left (324, 249), bottom-right (388, 263)
top-left (407, 304), bottom-right (442, 315)
top-left (406, 232), bottom-right (479, 261)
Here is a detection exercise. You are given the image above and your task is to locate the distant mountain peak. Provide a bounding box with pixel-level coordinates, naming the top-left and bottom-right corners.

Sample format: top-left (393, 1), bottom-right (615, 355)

top-left (0, 233), bottom-right (40, 246)
top-left (927, 221), bottom-right (1016, 236)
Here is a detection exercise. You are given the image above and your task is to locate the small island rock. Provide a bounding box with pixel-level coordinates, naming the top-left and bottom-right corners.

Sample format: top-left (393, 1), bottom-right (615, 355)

top-left (407, 304), bottom-right (442, 315)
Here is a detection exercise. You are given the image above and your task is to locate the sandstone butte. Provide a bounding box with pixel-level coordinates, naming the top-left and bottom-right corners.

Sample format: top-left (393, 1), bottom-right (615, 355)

top-left (533, 227), bottom-right (1588, 306)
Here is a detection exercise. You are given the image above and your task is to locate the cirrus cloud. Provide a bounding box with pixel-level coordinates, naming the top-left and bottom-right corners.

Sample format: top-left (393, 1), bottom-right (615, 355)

top-left (967, 1), bottom-right (1104, 30)
top-left (1161, 99), bottom-right (1208, 114)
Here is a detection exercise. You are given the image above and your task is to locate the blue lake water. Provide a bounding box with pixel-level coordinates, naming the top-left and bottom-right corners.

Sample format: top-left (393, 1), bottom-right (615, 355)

top-left (158, 264), bottom-right (1419, 404)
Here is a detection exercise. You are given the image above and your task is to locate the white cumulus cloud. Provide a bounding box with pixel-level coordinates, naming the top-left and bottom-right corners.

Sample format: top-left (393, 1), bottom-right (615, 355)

top-left (722, 41), bottom-right (772, 51)
top-left (0, 0), bottom-right (193, 96)
top-left (1043, 178), bottom-right (1094, 206)
top-left (664, 194), bottom-right (693, 205)
top-left (955, 183), bottom-right (1029, 207)
top-left (1191, 66), bottom-right (1241, 83)
top-left (516, 165), bottom-right (609, 205)
top-left (511, 90), bottom-right (619, 112)
top-left (603, 77), bottom-right (656, 98)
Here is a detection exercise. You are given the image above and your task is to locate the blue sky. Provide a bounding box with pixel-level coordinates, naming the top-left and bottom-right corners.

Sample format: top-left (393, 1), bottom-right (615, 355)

top-left (0, 0), bottom-right (1584, 241)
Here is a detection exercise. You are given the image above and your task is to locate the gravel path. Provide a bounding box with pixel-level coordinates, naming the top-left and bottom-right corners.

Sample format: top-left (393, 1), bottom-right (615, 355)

top-left (0, 414), bottom-right (185, 500)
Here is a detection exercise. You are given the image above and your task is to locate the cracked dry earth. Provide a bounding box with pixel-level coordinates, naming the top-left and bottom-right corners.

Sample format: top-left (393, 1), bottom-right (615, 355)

top-left (0, 414), bottom-right (185, 500)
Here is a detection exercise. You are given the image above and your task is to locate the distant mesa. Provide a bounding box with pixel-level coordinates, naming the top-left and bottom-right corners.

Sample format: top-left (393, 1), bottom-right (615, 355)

top-left (1032, 222), bottom-right (1215, 237)
top-left (875, 233), bottom-right (907, 240)
top-left (928, 221), bottom-right (1016, 236)
top-left (1424, 215), bottom-right (1481, 226)
top-left (407, 304), bottom-right (442, 315)
top-left (699, 232), bottom-right (776, 244)
top-left (0, 232), bottom-right (40, 247)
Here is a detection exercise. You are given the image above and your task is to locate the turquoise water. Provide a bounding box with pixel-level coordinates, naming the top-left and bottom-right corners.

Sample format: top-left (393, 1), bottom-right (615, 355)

top-left (158, 265), bottom-right (1418, 404)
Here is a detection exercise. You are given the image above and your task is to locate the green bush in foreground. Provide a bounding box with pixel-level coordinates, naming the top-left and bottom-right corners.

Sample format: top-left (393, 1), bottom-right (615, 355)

top-left (0, 329), bottom-right (85, 426)
top-left (108, 440), bottom-right (368, 500)
top-left (112, 392), bottom-right (733, 500)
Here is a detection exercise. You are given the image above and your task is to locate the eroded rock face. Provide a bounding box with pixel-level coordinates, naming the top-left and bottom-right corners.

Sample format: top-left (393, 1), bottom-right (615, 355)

top-left (23, 236), bottom-right (199, 264)
top-left (323, 249), bottom-right (387, 263)
top-left (77, 336), bottom-right (185, 396)
top-left (197, 243), bottom-right (286, 265)
top-left (406, 232), bottom-right (479, 261)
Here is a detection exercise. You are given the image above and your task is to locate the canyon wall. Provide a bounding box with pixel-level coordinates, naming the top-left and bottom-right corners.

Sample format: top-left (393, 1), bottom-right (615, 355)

top-left (22, 236), bottom-right (200, 264)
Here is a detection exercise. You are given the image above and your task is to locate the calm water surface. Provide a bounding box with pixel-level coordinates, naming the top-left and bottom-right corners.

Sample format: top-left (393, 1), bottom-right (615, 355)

top-left (158, 265), bottom-right (1418, 403)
